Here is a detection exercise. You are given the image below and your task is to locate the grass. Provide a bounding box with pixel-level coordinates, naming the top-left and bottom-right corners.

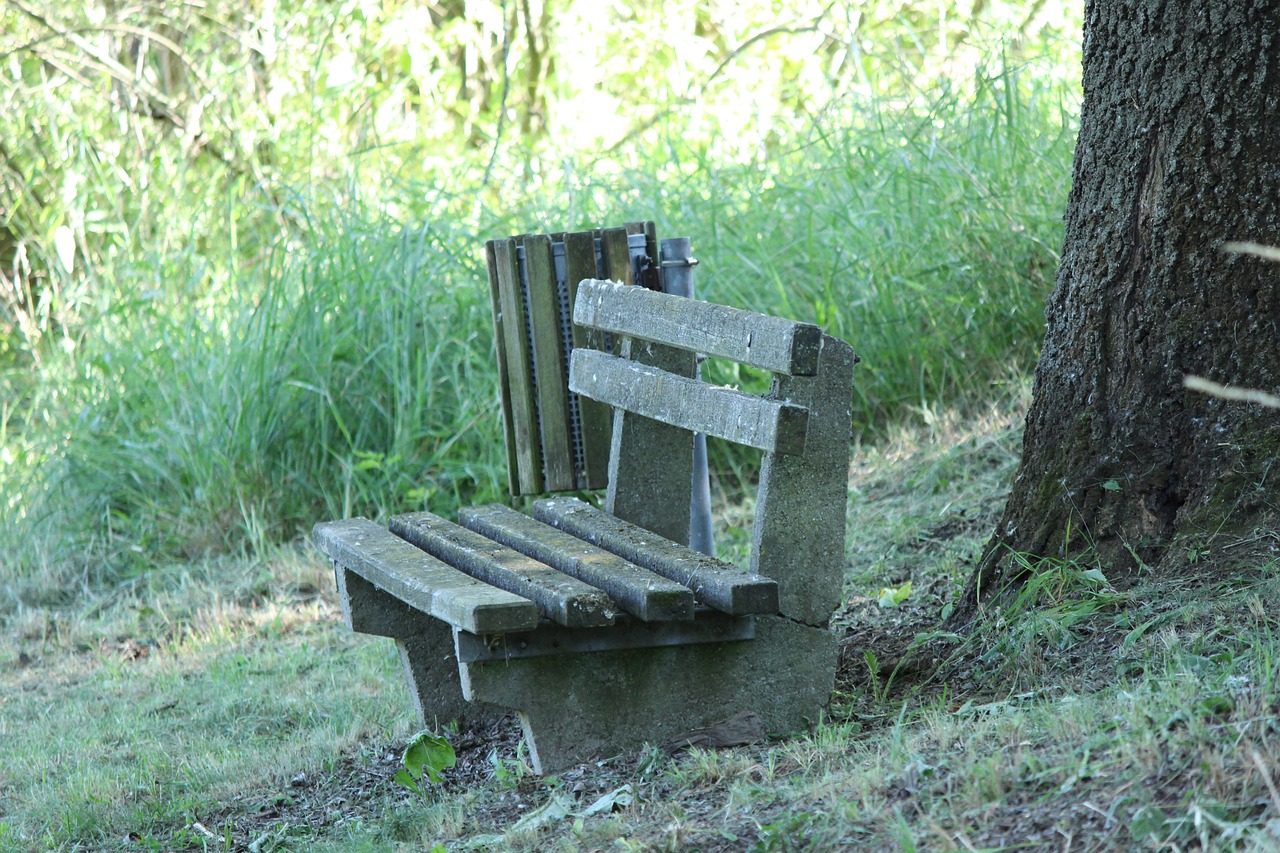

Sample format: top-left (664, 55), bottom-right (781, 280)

top-left (1, 58), bottom-right (1076, 601)
top-left (0, 550), bottom-right (411, 849)
top-left (3, 395), bottom-right (1279, 851)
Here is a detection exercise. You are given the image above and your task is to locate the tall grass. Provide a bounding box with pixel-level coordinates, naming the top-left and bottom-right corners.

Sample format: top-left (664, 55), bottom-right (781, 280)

top-left (0, 61), bottom-right (1077, 601)
top-left (654, 62), bottom-right (1074, 418)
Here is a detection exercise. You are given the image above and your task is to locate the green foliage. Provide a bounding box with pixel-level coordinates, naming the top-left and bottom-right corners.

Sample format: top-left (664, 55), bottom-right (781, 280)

top-left (396, 731), bottom-right (457, 795)
top-left (877, 580), bottom-right (913, 607)
top-left (0, 0), bottom-right (1082, 598)
top-left (4, 403), bottom-right (1280, 851)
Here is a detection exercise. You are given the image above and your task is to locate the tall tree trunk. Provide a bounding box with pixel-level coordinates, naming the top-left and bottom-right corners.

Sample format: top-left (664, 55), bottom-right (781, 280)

top-left (956, 0), bottom-right (1280, 620)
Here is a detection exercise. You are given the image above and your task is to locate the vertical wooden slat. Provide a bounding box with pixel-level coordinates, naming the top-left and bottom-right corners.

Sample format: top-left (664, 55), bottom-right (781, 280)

top-left (564, 229), bottom-right (612, 489)
top-left (485, 240), bottom-right (521, 496)
top-left (522, 234), bottom-right (576, 491)
top-left (599, 227), bottom-right (633, 286)
top-left (564, 231), bottom-right (599, 352)
top-left (493, 238), bottom-right (543, 494)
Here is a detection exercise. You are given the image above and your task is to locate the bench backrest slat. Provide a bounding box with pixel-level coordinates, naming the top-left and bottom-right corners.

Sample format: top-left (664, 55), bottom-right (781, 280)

top-left (573, 279), bottom-right (823, 376)
top-left (523, 234), bottom-right (577, 491)
top-left (569, 348), bottom-right (810, 455)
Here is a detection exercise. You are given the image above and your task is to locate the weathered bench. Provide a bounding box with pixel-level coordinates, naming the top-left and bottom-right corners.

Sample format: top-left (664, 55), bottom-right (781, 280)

top-left (313, 231), bottom-right (858, 774)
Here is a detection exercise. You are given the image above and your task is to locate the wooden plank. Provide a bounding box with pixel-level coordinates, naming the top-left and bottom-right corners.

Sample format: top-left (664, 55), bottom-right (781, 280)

top-left (532, 497), bottom-right (779, 616)
top-left (574, 279), bottom-right (824, 376)
top-left (493, 238), bottom-right (543, 494)
top-left (390, 511), bottom-right (617, 628)
top-left (564, 229), bottom-right (612, 489)
top-left (312, 518), bottom-right (539, 634)
top-left (458, 504), bottom-right (695, 622)
top-left (599, 227), bottom-right (633, 285)
top-left (522, 234), bottom-right (575, 491)
top-left (454, 610), bottom-right (754, 663)
top-left (570, 348), bottom-right (810, 455)
top-left (485, 240), bottom-right (521, 496)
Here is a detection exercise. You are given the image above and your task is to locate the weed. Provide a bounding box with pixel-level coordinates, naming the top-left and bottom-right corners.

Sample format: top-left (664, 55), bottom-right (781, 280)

top-left (395, 731), bottom-right (456, 796)
top-left (489, 740), bottom-right (535, 790)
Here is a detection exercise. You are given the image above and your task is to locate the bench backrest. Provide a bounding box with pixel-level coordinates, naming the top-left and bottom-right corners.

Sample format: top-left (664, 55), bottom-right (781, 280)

top-left (571, 279), bottom-right (858, 626)
top-left (484, 223), bottom-right (662, 497)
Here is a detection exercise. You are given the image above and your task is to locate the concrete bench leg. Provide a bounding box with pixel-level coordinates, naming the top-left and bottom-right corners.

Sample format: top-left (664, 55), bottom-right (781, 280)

top-left (397, 624), bottom-right (505, 730)
top-left (337, 566), bottom-right (502, 730)
top-left (458, 617), bottom-right (836, 774)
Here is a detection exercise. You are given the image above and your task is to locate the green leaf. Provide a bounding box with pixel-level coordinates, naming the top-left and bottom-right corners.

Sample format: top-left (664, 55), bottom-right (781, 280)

top-left (1080, 568), bottom-right (1109, 586)
top-left (1101, 479), bottom-right (1121, 491)
top-left (403, 732), bottom-right (456, 784)
top-left (1195, 695), bottom-right (1234, 718)
top-left (1129, 805), bottom-right (1167, 841)
top-left (393, 767), bottom-right (422, 795)
top-left (877, 581), bottom-right (912, 608)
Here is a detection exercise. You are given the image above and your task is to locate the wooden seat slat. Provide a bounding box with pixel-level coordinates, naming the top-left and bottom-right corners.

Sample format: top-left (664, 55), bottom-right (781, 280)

top-left (389, 511), bottom-right (617, 628)
top-left (533, 497), bottom-right (780, 616)
top-left (313, 517), bottom-right (539, 634)
top-left (458, 504), bottom-right (696, 623)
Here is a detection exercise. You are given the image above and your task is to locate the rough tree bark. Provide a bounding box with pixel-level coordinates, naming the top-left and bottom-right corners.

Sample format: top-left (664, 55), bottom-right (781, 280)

top-left (956, 0), bottom-right (1280, 619)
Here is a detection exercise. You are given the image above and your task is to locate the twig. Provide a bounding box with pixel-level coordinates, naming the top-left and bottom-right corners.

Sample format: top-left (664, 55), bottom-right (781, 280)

top-left (482, 0), bottom-right (511, 188)
top-left (190, 821), bottom-right (217, 841)
top-left (1183, 376), bottom-right (1280, 410)
top-left (1252, 749), bottom-right (1280, 816)
top-left (1222, 241), bottom-right (1280, 263)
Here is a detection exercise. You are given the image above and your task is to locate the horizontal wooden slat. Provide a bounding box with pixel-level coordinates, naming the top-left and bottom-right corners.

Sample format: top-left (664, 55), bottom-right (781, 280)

top-left (454, 610), bottom-right (754, 663)
top-left (458, 504), bottom-right (695, 622)
top-left (390, 511), bottom-right (617, 628)
top-left (570, 348), bottom-right (809, 455)
top-left (573, 278), bottom-right (823, 375)
top-left (532, 497), bottom-right (779, 616)
top-left (312, 518), bottom-right (538, 635)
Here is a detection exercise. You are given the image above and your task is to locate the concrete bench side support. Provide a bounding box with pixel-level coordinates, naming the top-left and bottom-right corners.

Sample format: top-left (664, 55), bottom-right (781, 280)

top-left (460, 616), bottom-right (836, 774)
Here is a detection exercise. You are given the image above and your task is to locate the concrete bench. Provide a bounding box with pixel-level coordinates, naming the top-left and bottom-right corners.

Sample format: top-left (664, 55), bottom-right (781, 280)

top-left (313, 266), bottom-right (858, 774)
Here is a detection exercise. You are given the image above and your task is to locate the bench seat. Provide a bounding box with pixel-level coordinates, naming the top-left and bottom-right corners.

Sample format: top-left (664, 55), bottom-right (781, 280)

top-left (315, 499), bottom-right (778, 649)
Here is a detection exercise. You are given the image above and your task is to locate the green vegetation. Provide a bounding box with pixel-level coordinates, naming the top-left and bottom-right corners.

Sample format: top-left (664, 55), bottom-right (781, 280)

top-left (1, 0), bottom-right (1079, 600)
top-left (5, 399), bottom-right (1280, 850)
top-left (6, 2), bottom-right (1274, 851)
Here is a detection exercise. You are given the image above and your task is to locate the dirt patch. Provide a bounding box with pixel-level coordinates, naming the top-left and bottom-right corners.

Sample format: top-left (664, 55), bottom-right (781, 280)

top-left (195, 716), bottom-right (532, 848)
